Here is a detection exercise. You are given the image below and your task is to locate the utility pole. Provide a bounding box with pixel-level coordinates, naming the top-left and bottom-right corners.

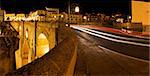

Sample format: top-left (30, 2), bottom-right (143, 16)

top-left (34, 21), bottom-right (37, 58)
top-left (68, 0), bottom-right (71, 26)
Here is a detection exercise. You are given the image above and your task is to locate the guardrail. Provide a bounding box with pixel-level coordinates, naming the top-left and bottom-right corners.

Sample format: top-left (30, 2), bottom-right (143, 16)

top-left (6, 27), bottom-right (77, 76)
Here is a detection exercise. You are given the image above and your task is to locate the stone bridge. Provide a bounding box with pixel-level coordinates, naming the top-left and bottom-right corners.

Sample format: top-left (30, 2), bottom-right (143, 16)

top-left (10, 21), bottom-right (57, 69)
top-left (0, 21), bottom-right (77, 76)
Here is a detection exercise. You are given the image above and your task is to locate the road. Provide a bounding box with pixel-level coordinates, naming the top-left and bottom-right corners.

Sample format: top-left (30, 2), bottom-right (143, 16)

top-left (73, 26), bottom-right (149, 76)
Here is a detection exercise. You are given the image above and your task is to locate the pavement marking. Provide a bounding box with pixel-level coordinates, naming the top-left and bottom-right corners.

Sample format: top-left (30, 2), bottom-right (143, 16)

top-left (71, 26), bottom-right (150, 47)
top-left (98, 46), bottom-right (149, 63)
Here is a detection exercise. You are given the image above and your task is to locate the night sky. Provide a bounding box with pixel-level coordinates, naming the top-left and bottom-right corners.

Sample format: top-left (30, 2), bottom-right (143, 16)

top-left (1, 0), bottom-right (147, 15)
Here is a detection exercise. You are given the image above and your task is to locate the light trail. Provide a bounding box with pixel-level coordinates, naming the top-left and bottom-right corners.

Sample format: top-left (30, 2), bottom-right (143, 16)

top-left (71, 26), bottom-right (150, 47)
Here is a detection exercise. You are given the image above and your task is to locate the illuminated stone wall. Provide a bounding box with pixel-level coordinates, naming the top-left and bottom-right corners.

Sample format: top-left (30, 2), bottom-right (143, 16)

top-left (11, 21), bottom-right (56, 69)
top-left (132, 1), bottom-right (150, 26)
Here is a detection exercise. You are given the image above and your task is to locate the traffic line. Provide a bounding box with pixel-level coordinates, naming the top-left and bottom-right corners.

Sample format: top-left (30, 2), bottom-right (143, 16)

top-left (71, 26), bottom-right (150, 47)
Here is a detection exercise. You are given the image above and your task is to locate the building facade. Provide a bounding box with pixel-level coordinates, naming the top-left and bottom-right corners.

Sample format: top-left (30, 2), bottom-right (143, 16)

top-left (15, 14), bottom-right (26, 21)
top-left (29, 8), bottom-right (60, 22)
top-left (132, 1), bottom-right (150, 26)
top-left (61, 12), bottom-right (82, 24)
top-left (132, 0), bottom-right (150, 31)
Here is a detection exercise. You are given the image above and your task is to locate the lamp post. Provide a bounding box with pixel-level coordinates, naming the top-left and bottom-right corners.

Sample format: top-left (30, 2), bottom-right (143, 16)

top-left (128, 16), bottom-right (131, 23)
top-left (34, 20), bottom-right (37, 58)
top-left (75, 6), bottom-right (80, 24)
top-left (68, 0), bottom-right (70, 25)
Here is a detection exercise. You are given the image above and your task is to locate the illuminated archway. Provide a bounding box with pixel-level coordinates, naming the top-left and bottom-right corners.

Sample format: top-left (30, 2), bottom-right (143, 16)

top-left (37, 33), bottom-right (49, 58)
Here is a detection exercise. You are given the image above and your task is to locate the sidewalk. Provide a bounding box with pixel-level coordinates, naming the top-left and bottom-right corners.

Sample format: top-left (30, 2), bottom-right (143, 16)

top-left (79, 25), bottom-right (150, 39)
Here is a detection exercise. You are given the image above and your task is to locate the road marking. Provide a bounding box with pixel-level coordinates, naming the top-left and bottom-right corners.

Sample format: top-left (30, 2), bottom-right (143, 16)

top-left (98, 46), bottom-right (149, 63)
top-left (71, 26), bottom-right (150, 47)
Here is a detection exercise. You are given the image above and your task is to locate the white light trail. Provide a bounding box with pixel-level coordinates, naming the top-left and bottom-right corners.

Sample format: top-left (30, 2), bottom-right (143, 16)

top-left (71, 26), bottom-right (150, 47)
top-left (82, 28), bottom-right (148, 42)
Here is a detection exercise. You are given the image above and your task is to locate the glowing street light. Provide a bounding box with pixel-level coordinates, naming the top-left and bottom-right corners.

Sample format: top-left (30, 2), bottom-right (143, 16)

top-left (75, 6), bottom-right (80, 13)
top-left (83, 16), bottom-right (87, 20)
top-left (128, 16), bottom-right (131, 19)
top-left (54, 15), bottom-right (57, 18)
top-left (61, 15), bottom-right (64, 18)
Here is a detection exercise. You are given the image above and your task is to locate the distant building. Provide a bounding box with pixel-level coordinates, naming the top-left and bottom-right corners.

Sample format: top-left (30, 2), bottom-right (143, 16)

top-left (99, 14), bottom-right (106, 22)
top-left (70, 14), bottom-right (82, 24)
top-left (62, 12), bottom-right (82, 24)
top-left (45, 8), bottom-right (60, 21)
top-left (29, 10), bottom-right (46, 21)
top-left (45, 13), bottom-right (60, 21)
top-left (84, 13), bottom-right (105, 23)
top-left (29, 8), bottom-right (60, 21)
top-left (45, 7), bottom-right (59, 14)
top-left (90, 15), bottom-right (98, 22)
top-left (16, 14), bottom-right (26, 21)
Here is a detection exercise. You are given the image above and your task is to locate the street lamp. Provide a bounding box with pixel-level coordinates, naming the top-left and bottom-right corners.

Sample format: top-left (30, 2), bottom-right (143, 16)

top-left (83, 16), bottom-right (87, 24)
top-left (54, 15), bottom-right (57, 18)
top-left (128, 16), bottom-right (131, 22)
top-left (34, 19), bottom-right (38, 58)
top-left (83, 16), bottom-right (87, 20)
top-left (61, 15), bottom-right (64, 18)
top-left (68, 0), bottom-right (71, 27)
top-left (75, 6), bottom-right (80, 13)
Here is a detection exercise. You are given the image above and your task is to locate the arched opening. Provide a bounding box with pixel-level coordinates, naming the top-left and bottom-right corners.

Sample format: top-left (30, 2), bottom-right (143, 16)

top-left (37, 33), bottom-right (49, 58)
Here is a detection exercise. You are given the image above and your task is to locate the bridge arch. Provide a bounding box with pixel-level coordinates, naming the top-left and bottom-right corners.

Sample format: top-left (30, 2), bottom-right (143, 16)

top-left (36, 33), bottom-right (49, 58)
top-left (37, 29), bottom-right (49, 42)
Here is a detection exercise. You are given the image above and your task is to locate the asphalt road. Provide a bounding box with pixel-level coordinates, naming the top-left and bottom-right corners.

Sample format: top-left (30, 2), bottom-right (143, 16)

top-left (74, 29), bottom-right (149, 76)
top-left (72, 26), bottom-right (149, 60)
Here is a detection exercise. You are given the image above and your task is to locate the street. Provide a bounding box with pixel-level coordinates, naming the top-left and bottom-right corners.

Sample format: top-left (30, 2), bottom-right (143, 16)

top-left (74, 28), bottom-right (149, 76)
